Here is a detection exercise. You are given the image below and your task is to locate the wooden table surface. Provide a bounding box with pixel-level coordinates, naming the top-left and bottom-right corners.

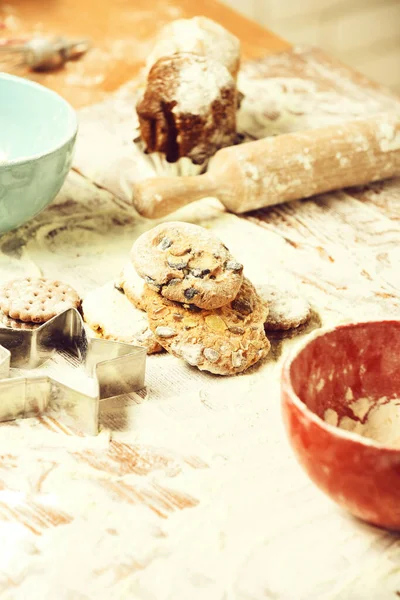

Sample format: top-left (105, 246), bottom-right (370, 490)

top-left (0, 0), bottom-right (289, 107)
top-left (1, 2), bottom-right (400, 599)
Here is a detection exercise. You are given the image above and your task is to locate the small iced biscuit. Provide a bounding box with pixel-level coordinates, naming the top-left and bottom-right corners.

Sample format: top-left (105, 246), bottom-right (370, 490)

top-left (0, 277), bottom-right (81, 323)
top-left (137, 53), bottom-right (237, 164)
top-left (147, 16), bottom-right (241, 80)
top-left (82, 282), bottom-right (163, 354)
top-left (131, 222), bottom-right (243, 310)
top-left (115, 262), bottom-right (146, 311)
top-left (257, 284), bottom-right (311, 331)
top-left (143, 277), bottom-right (270, 375)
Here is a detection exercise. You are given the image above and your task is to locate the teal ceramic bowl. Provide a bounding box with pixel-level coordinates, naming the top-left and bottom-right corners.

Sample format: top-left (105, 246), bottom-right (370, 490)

top-left (0, 73), bottom-right (77, 234)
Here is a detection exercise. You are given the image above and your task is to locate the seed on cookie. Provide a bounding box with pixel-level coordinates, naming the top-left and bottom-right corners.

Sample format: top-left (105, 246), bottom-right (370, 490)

top-left (158, 237), bottom-right (172, 251)
top-left (183, 288), bottom-right (199, 300)
top-left (0, 277), bottom-right (81, 324)
top-left (143, 278), bottom-right (270, 375)
top-left (155, 326), bottom-right (176, 338)
top-left (167, 255), bottom-right (190, 270)
top-left (191, 268), bottom-right (210, 278)
top-left (178, 343), bottom-right (203, 366)
top-left (144, 276), bottom-right (162, 292)
top-left (226, 261), bottom-right (243, 272)
top-left (229, 326), bottom-right (245, 335)
top-left (205, 314), bottom-right (227, 332)
top-left (231, 295), bottom-right (253, 316)
top-left (166, 278), bottom-right (182, 286)
top-left (231, 349), bottom-right (244, 368)
top-left (256, 284), bottom-right (311, 331)
top-left (131, 222), bottom-right (244, 309)
top-left (204, 348), bottom-right (220, 363)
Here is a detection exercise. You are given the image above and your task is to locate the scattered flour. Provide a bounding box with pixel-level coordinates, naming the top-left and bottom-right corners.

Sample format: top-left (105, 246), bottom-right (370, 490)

top-left (378, 122), bottom-right (400, 152)
top-left (324, 396), bottom-right (400, 448)
top-left (173, 55), bottom-right (233, 116)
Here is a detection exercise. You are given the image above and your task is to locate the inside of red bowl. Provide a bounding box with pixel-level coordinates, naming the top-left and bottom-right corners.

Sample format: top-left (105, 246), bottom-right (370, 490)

top-left (289, 321), bottom-right (400, 446)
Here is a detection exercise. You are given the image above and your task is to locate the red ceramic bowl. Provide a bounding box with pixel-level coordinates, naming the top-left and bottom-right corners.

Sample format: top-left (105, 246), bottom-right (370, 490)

top-left (281, 320), bottom-right (400, 530)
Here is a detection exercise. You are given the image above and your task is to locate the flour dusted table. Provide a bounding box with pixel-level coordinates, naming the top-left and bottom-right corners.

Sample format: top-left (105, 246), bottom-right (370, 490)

top-left (1, 2), bottom-right (400, 598)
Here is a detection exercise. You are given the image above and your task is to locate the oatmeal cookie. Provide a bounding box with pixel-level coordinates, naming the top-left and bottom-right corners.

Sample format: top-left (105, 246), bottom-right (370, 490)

top-left (143, 277), bottom-right (270, 375)
top-left (131, 222), bottom-right (243, 310)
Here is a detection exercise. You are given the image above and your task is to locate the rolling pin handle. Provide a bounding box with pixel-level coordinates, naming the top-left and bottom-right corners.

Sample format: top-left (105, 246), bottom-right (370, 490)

top-left (133, 173), bottom-right (217, 219)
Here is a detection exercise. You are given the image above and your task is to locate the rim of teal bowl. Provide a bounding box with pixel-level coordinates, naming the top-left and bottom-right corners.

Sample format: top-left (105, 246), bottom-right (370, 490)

top-left (0, 72), bottom-right (78, 167)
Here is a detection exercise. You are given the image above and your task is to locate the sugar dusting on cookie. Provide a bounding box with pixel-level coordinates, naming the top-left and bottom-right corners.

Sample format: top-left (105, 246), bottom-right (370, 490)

top-left (256, 284), bottom-right (311, 331)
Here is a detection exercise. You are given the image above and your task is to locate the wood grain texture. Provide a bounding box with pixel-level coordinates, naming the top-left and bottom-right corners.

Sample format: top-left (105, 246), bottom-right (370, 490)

top-left (133, 113), bottom-right (400, 217)
top-left (0, 0), bottom-right (289, 107)
top-left (0, 165), bottom-right (399, 596)
top-left (0, 9), bottom-right (399, 599)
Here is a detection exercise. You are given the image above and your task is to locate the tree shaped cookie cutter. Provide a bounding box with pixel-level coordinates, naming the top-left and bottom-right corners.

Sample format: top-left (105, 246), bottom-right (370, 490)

top-left (0, 308), bottom-right (146, 434)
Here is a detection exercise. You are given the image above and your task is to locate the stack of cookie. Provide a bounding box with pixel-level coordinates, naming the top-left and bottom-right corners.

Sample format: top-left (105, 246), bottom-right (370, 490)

top-left (0, 277), bottom-right (81, 330)
top-left (115, 222), bottom-right (271, 375)
top-left (83, 222), bottom-right (311, 375)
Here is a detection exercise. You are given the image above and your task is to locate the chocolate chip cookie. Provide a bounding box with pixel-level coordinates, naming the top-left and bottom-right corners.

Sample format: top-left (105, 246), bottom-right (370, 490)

top-left (131, 222), bottom-right (244, 310)
top-left (143, 277), bottom-right (270, 375)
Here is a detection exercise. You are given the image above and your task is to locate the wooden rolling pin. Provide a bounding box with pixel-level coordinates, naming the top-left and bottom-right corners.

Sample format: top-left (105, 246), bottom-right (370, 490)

top-left (133, 113), bottom-right (400, 218)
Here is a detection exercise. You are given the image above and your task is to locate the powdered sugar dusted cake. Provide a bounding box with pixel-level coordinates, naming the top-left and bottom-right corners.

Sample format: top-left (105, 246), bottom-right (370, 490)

top-left (137, 52), bottom-right (238, 165)
top-left (146, 16), bottom-right (241, 80)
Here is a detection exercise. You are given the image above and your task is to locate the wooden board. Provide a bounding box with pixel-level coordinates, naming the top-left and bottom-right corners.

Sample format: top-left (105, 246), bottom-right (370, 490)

top-left (0, 0), bottom-right (289, 108)
top-left (0, 44), bottom-right (399, 598)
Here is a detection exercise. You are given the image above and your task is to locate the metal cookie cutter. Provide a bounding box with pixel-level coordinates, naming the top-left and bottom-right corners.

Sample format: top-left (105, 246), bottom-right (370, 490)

top-left (0, 309), bottom-right (146, 435)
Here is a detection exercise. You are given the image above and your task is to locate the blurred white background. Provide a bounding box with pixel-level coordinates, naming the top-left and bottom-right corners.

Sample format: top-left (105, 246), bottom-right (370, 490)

top-left (222, 0), bottom-right (400, 93)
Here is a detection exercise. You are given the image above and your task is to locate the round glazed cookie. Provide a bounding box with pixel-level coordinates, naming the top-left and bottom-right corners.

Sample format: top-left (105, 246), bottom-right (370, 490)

top-left (131, 222), bottom-right (244, 310)
top-left (143, 277), bottom-right (270, 375)
top-left (136, 53), bottom-right (238, 165)
top-left (256, 284), bottom-right (311, 331)
top-left (146, 16), bottom-right (241, 80)
top-left (82, 282), bottom-right (163, 354)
